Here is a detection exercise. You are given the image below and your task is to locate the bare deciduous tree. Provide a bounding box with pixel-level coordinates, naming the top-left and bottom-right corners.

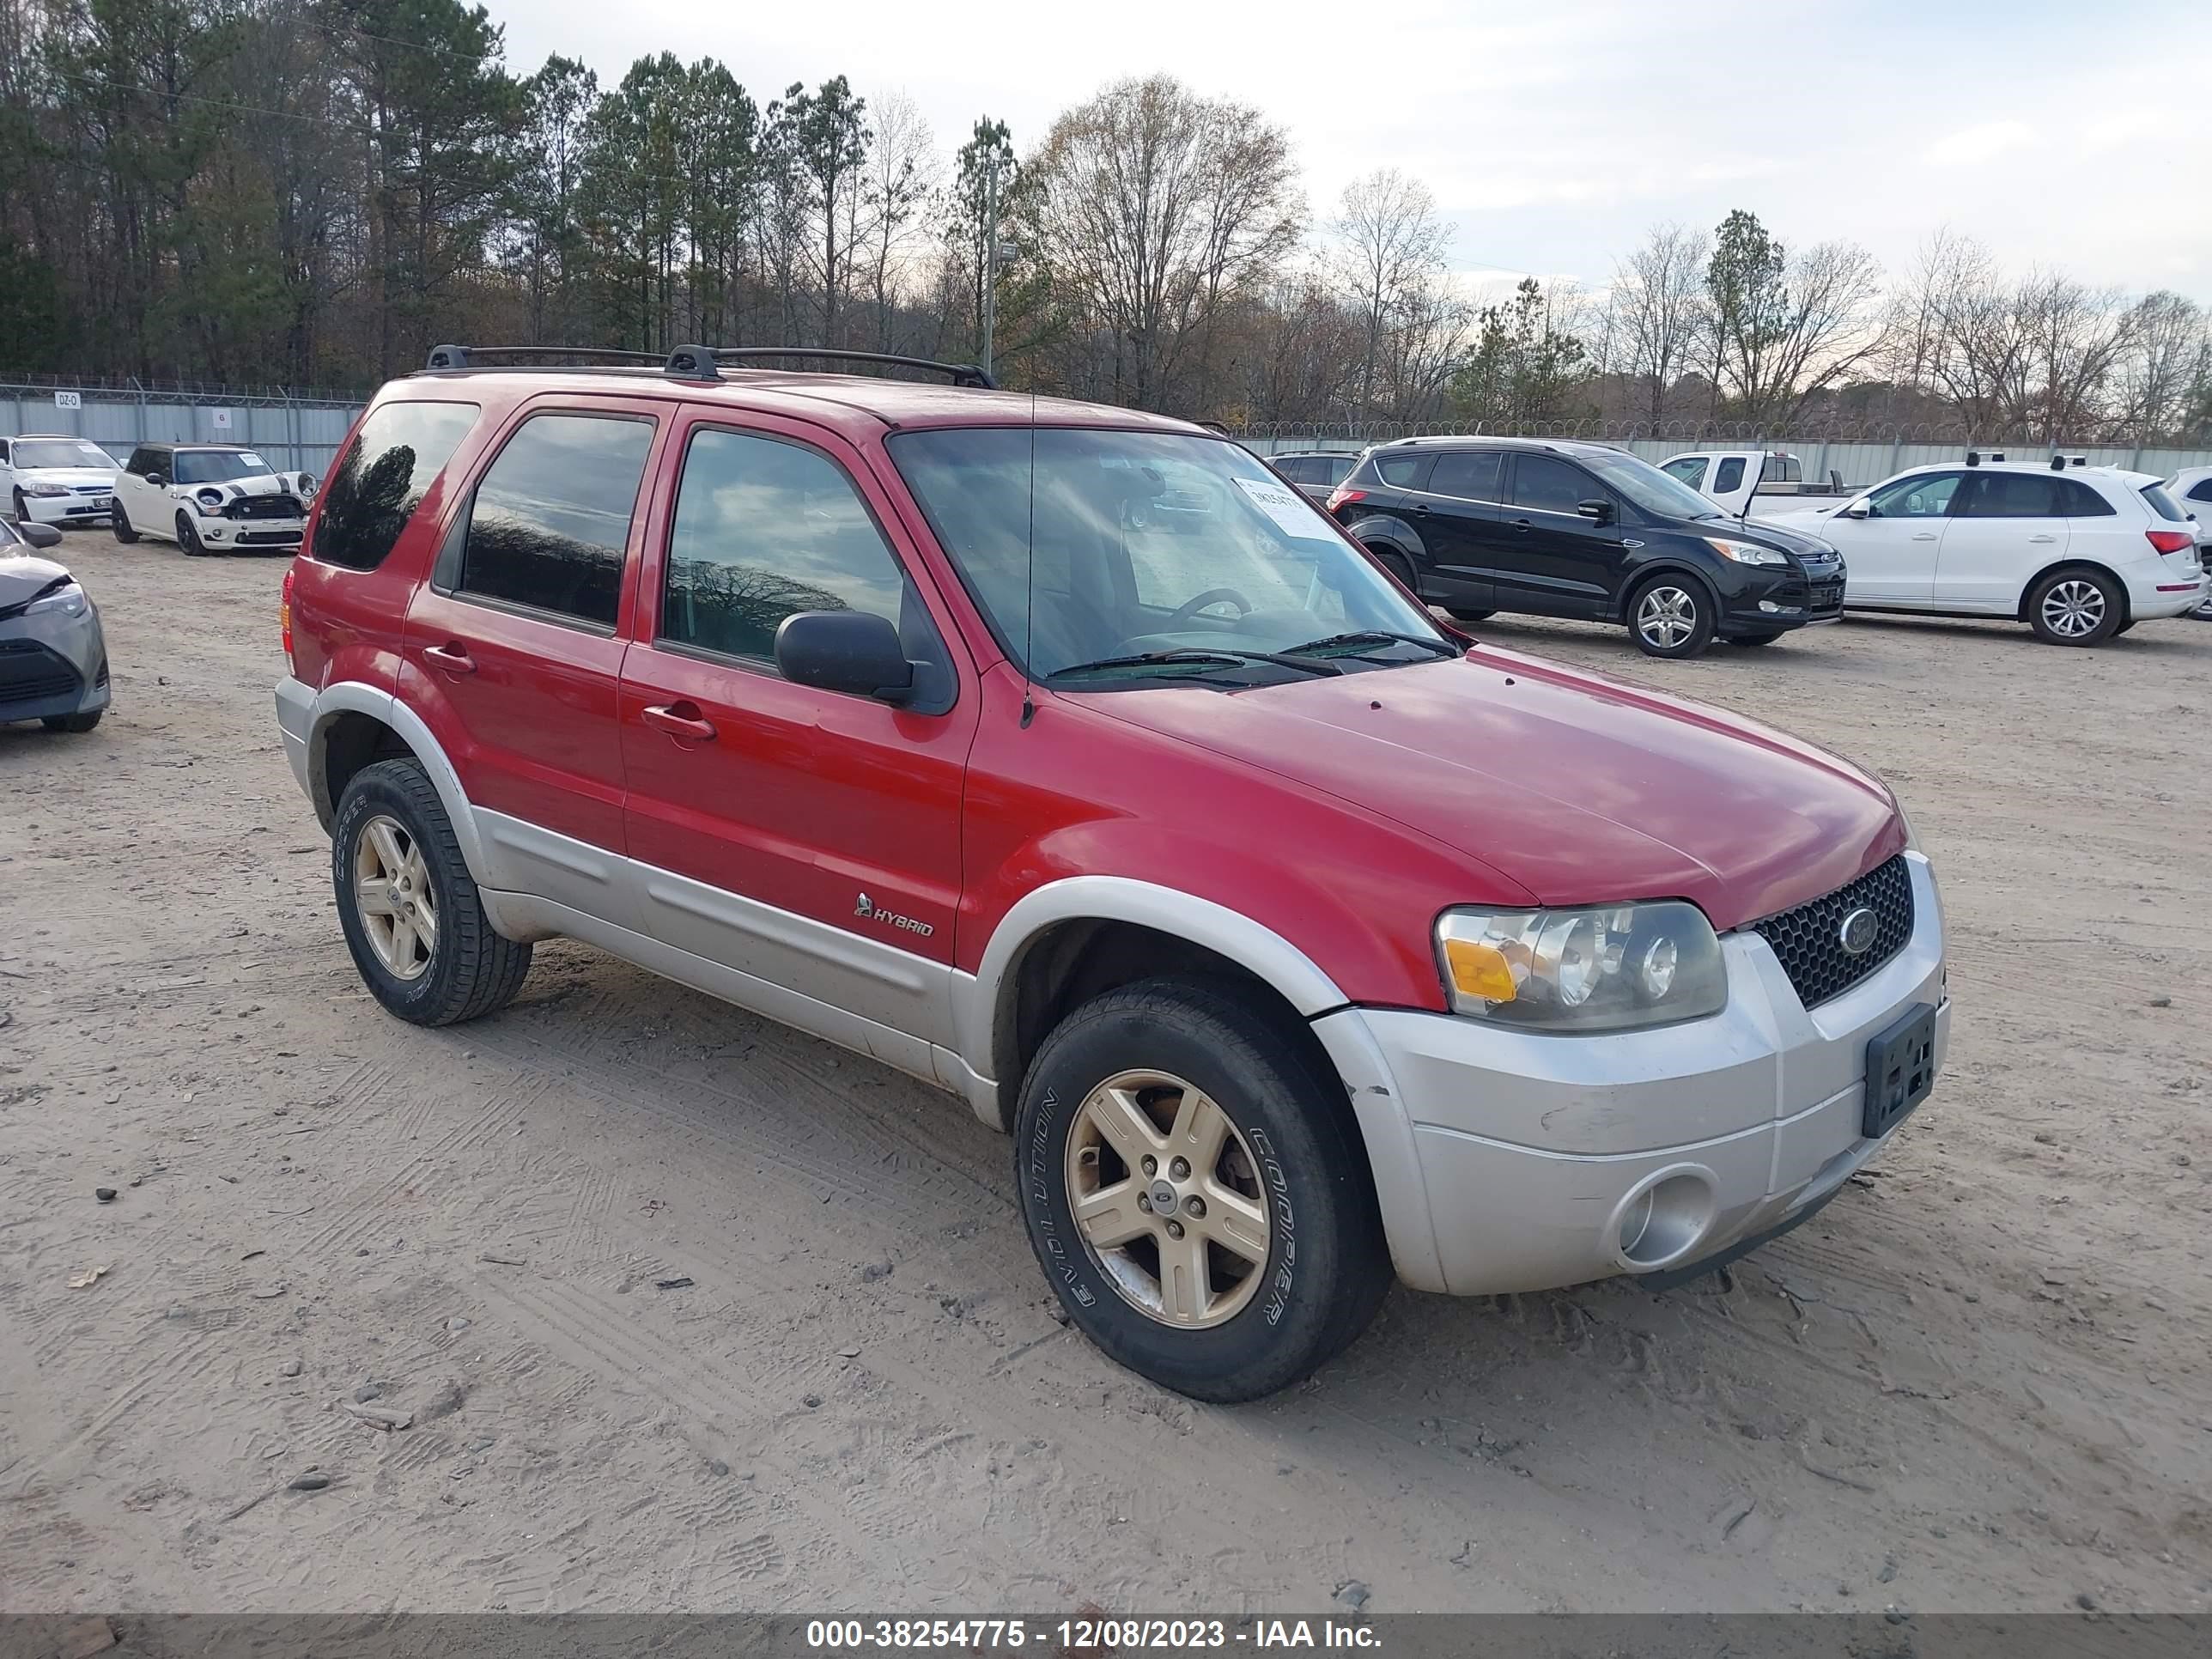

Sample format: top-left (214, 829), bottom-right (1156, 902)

top-left (1331, 169), bottom-right (1452, 419)
top-left (1611, 222), bottom-right (1709, 427)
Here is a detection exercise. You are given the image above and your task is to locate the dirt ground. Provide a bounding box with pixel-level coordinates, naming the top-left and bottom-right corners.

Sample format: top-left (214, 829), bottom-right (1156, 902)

top-left (2, 533), bottom-right (2208, 1616)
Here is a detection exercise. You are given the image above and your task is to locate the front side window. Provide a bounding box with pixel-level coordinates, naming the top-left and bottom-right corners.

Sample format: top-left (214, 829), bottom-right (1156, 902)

top-left (1510, 454), bottom-right (1598, 515)
top-left (173, 450), bottom-right (276, 485)
top-left (1660, 458), bottom-right (1707, 486)
top-left (890, 428), bottom-right (1445, 684)
top-left (316, 401), bottom-right (481, 571)
top-left (11, 439), bottom-right (113, 471)
top-left (1428, 451), bottom-right (1504, 502)
top-left (1713, 457), bottom-right (1746, 495)
top-left (662, 428), bottom-right (909, 661)
top-left (1868, 471), bottom-right (1961, 519)
top-left (458, 413), bottom-right (654, 628)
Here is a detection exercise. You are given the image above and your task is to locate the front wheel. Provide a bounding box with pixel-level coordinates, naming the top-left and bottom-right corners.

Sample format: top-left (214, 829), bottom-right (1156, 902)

top-left (1015, 978), bottom-right (1391, 1402)
top-left (2027, 568), bottom-right (2122, 646)
top-left (332, 758), bottom-right (532, 1025)
top-left (1628, 576), bottom-right (1716, 658)
top-left (176, 513), bottom-right (208, 556)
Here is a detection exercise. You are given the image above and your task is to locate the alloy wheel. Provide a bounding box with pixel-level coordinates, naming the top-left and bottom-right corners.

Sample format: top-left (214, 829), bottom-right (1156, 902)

top-left (2039, 579), bottom-right (2106, 638)
top-left (1636, 586), bottom-right (1698, 650)
top-left (1064, 1068), bottom-right (1271, 1328)
top-left (352, 813), bottom-right (438, 980)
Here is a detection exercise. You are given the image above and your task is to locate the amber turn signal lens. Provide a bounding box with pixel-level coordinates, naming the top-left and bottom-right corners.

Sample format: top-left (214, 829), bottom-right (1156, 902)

top-left (1443, 937), bottom-right (1517, 1003)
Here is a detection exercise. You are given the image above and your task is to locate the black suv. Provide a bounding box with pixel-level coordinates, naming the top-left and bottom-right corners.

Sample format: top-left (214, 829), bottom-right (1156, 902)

top-left (1328, 437), bottom-right (1844, 657)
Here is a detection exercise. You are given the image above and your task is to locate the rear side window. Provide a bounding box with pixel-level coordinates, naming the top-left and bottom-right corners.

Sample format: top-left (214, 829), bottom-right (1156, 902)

top-left (1277, 457), bottom-right (1318, 484)
top-left (1428, 450), bottom-right (1504, 501)
top-left (1374, 451), bottom-right (1430, 489)
top-left (1318, 455), bottom-right (1353, 485)
top-left (2058, 478), bottom-right (2113, 516)
top-left (2185, 477), bottom-right (2212, 503)
top-left (2140, 483), bottom-right (2189, 522)
top-left (1958, 472), bottom-right (2065, 517)
top-left (458, 414), bottom-right (654, 629)
top-left (1510, 453), bottom-right (1596, 515)
top-left (315, 401), bottom-right (480, 571)
top-left (1713, 457), bottom-right (1746, 495)
top-left (660, 428), bottom-right (908, 662)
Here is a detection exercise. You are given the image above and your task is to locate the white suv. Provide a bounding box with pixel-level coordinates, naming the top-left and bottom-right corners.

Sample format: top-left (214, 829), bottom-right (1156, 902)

top-left (1767, 458), bottom-right (2209, 645)
top-left (1, 434), bottom-right (118, 526)
top-left (2166, 465), bottom-right (2212, 619)
top-left (110, 443), bottom-right (315, 556)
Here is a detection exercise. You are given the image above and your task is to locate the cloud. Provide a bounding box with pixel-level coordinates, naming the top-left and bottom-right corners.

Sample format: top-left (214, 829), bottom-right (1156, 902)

top-left (1921, 121), bottom-right (2039, 168)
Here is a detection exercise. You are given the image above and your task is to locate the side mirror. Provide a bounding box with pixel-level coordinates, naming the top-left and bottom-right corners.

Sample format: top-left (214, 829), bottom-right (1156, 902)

top-left (146, 472), bottom-right (166, 489)
top-left (775, 610), bottom-right (914, 706)
top-left (20, 521), bottom-right (63, 550)
top-left (1576, 498), bottom-right (1614, 526)
top-left (1840, 501), bottom-right (1869, 519)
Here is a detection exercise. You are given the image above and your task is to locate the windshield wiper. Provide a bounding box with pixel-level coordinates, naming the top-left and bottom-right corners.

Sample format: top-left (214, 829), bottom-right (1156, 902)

top-left (1279, 630), bottom-right (1459, 659)
top-left (1047, 648), bottom-right (1340, 680)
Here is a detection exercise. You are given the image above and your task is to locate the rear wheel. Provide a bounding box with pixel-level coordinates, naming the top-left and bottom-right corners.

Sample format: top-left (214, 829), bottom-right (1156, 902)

top-left (2027, 568), bottom-right (2122, 646)
top-left (1015, 977), bottom-right (1391, 1402)
top-left (1446, 607), bottom-right (1495, 623)
top-left (112, 501), bottom-right (137, 544)
top-left (332, 758), bottom-right (532, 1025)
top-left (1628, 575), bottom-right (1717, 659)
top-left (176, 513), bottom-right (208, 556)
top-left (10, 489), bottom-right (26, 524)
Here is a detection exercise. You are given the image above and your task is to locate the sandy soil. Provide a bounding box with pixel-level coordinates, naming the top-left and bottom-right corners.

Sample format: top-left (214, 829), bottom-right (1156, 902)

top-left (2, 535), bottom-right (2208, 1616)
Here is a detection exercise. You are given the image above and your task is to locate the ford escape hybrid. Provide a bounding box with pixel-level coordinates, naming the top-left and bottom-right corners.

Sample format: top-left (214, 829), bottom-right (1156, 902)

top-left (275, 345), bottom-right (1948, 1402)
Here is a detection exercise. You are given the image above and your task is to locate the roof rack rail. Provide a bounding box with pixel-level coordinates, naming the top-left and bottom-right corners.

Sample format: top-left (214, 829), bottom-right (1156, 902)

top-left (694, 346), bottom-right (997, 390)
top-left (423, 344), bottom-right (667, 372)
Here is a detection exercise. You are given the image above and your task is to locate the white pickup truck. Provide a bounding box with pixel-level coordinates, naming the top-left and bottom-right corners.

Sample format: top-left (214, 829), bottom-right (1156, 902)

top-left (1658, 450), bottom-right (1855, 518)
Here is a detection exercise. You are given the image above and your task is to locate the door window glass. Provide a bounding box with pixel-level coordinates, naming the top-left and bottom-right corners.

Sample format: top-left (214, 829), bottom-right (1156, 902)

top-left (1868, 471), bottom-right (1961, 519)
top-left (315, 401), bottom-right (481, 571)
top-left (459, 414), bottom-right (653, 627)
top-left (1713, 457), bottom-right (1746, 495)
top-left (1375, 452), bottom-right (1430, 489)
top-left (661, 428), bottom-right (909, 663)
top-left (1510, 454), bottom-right (1597, 515)
top-left (1659, 458), bottom-right (1706, 486)
top-left (1428, 451), bottom-right (1504, 501)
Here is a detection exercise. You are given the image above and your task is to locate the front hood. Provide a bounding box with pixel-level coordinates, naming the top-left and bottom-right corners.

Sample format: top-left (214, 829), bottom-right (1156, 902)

top-left (190, 475), bottom-right (295, 502)
top-left (0, 554), bottom-right (73, 610)
top-left (1084, 647), bottom-right (1904, 931)
top-left (20, 468), bottom-right (113, 489)
top-left (1720, 514), bottom-right (1842, 559)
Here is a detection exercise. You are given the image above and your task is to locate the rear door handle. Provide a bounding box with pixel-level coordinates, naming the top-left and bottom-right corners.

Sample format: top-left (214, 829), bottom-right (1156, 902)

top-left (422, 641), bottom-right (475, 674)
top-left (1911, 532), bottom-right (1939, 541)
top-left (1509, 518), bottom-right (1533, 532)
top-left (641, 702), bottom-right (717, 743)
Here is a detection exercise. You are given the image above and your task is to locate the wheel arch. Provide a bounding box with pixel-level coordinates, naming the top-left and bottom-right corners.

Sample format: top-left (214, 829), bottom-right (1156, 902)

top-left (2018, 558), bottom-right (2130, 625)
top-left (304, 683), bottom-right (494, 887)
top-left (1341, 513), bottom-right (1426, 564)
top-left (954, 877), bottom-right (1448, 1293)
top-left (1615, 559), bottom-right (1723, 624)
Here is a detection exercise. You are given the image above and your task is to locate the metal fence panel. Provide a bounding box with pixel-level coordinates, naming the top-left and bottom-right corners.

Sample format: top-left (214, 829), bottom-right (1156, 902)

top-left (3, 382), bottom-right (367, 476)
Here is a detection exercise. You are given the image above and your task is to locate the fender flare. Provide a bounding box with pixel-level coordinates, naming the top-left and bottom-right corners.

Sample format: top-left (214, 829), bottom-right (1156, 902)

top-left (303, 680), bottom-right (494, 887)
top-left (951, 875), bottom-right (1446, 1292)
top-left (1341, 513), bottom-right (1426, 563)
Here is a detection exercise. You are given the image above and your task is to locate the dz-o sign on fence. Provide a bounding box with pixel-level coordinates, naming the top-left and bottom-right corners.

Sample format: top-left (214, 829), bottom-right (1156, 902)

top-left (53, 390), bottom-right (81, 410)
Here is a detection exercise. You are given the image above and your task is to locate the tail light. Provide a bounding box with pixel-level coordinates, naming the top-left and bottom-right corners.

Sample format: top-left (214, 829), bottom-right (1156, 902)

top-left (2146, 529), bottom-right (2195, 555)
top-left (280, 565), bottom-right (295, 669)
top-left (1326, 485), bottom-right (1366, 514)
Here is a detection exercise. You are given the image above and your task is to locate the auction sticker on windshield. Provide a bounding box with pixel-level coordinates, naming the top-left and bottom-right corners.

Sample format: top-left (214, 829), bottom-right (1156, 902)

top-left (1233, 475), bottom-right (1334, 540)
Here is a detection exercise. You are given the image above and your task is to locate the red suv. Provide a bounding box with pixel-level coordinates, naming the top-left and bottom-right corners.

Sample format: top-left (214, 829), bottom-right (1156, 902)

top-left (276, 345), bottom-right (1949, 1401)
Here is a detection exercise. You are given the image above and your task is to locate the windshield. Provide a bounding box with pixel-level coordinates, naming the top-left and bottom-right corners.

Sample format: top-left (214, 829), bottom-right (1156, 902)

top-left (174, 450), bottom-right (276, 485)
top-left (889, 428), bottom-right (1447, 682)
top-left (13, 439), bottom-right (114, 471)
top-left (1581, 450), bottom-right (1723, 519)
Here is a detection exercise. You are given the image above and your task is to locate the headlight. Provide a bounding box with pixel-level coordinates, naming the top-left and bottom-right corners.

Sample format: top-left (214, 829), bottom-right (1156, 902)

top-left (1436, 901), bottom-right (1728, 1033)
top-left (25, 580), bottom-right (88, 618)
top-left (195, 488), bottom-right (226, 512)
top-left (1704, 537), bottom-right (1790, 567)
top-left (22, 482), bottom-right (70, 498)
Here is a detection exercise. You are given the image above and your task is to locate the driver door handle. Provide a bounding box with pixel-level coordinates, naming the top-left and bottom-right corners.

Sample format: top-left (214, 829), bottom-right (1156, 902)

top-left (1509, 518), bottom-right (1534, 532)
top-left (1911, 532), bottom-right (1938, 541)
top-left (2028, 534), bottom-right (2057, 544)
top-left (641, 702), bottom-right (717, 743)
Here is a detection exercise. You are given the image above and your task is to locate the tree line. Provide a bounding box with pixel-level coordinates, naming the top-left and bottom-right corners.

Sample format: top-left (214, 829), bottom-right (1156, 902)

top-left (3, 0), bottom-right (2207, 445)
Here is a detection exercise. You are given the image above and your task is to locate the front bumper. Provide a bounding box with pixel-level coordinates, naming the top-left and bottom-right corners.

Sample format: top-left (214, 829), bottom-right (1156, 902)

top-left (1719, 561), bottom-right (1846, 634)
top-left (0, 605), bottom-right (112, 724)
top-left (191, 507), bottom-right (306, 551)
top-left (15, 491), bottom-right (111, 526)
top-left (1316, 851), bottom-right (1948, 1297)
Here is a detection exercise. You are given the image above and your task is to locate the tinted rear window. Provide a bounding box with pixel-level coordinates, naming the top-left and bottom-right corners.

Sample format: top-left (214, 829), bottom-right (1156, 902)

top-left (313, 401), bottom-right (481, 571)
top-left (1375, 452), bottom-right (1428, 489)
top-left (2141, 483), bottom-right (2188, 522)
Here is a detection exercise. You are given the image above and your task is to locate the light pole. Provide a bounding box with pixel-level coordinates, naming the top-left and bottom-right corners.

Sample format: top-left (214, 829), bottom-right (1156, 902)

top-left (981, 152), bottom-right (1000, 380)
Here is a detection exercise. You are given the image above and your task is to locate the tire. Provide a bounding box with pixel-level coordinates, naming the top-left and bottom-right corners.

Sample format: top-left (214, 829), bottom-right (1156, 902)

top-left (111, 501), bottom-right (137, 544)
top-left (2114, 619), bottom-right (2136, 636)
top-left (176, 513), bottom-right (208, 556)
top-left (10, 490), bottom-right (26, 524)
top-left (1730, 630), bottom-right (1785, 647)
top-left (1014, 976), bottom-right (1392, 1403)
top-left (1446, 607), bottom-right (1495, 623)
top-left (41, 709), bottom-right (102, 733)
top-left (1627, 574), bottom-right (1717, 659)
top-left (1364, 544), bottom-right (1418, 598)
top-left (2026, 568), bottom-right (2122, 647)
top-left (331, 758), bottom-right (532, 1026)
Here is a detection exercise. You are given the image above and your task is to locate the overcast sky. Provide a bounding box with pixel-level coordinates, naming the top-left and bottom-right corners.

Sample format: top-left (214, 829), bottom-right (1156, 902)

top-left (499, 0), bottom-right (2212, 301)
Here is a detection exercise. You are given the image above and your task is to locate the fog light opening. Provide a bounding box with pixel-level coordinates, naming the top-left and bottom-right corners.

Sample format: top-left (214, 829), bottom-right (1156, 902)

top-left (1613, 1169), bottom-right (1718, 1272)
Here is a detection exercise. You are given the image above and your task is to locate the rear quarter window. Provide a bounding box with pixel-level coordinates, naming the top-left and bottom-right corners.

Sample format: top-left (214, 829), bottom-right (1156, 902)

top-left (313, 401), bottom-right (482, 571)
top-left (1375, 451), bottom-right (1431, 489)
top-left (2139, 483), bottom-right (2189, 522)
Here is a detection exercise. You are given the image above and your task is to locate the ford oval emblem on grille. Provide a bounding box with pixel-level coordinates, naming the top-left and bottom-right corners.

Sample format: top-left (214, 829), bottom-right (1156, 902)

top-left (1838, 907), bottom-right (1879, 957)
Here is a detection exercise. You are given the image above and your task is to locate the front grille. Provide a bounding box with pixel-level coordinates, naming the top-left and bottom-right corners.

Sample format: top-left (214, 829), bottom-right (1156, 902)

top-left (225, 495), bottom-right (302, 521)
top-left (1746, 854), bottom-right (1914, 1009)
top-left (0, 638), bottom-right (83, 705)
top-left (70, 483), bottom-right (109, 495)
top-left (1808, 579), bottom-right (1844, 611)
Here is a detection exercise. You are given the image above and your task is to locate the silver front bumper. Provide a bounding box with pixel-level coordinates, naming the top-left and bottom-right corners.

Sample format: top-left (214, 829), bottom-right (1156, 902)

top-left (1318, 852), bottom-right (1948, 1297)
top-left (0, 603), bottom-right (112, 723)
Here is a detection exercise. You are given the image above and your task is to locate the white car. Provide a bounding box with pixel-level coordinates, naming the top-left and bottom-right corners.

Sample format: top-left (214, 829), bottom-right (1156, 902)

top-left (2165, 465), bottom-right (2212, 619)
top-left (1765, 458), bottom-right (2208, 645)
top-left (110, 442), bottom-right (315, 556)
top-left (0, 434), bottom-right (118, 527)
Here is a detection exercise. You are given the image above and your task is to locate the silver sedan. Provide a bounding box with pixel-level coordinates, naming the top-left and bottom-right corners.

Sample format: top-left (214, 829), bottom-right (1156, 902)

top-left (0, 520), bottom-right (111, 733)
